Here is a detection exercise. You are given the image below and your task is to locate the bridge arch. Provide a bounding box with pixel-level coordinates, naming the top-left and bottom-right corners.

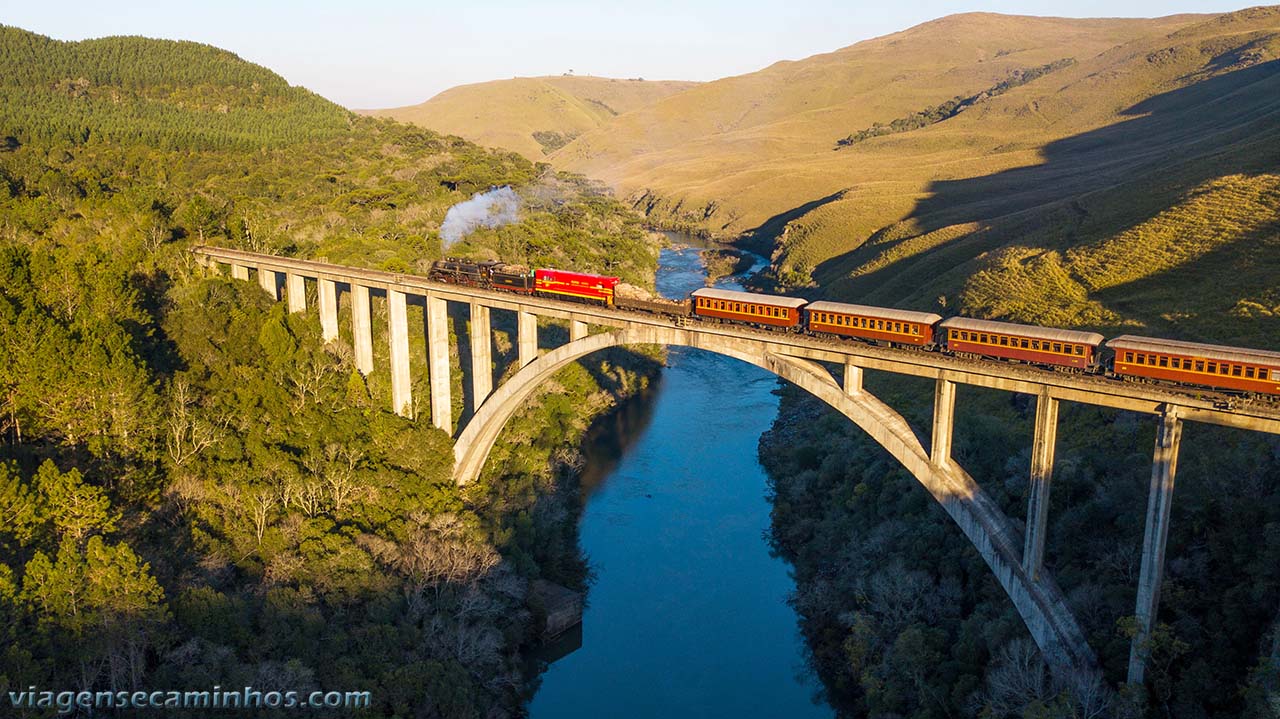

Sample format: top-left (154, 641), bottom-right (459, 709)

top-left (453, 324), bottom-right (1099, 676)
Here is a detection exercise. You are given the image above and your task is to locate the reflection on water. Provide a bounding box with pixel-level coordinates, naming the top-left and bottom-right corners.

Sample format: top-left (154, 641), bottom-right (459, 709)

top-left (526, 237), bottom-right (832, 718)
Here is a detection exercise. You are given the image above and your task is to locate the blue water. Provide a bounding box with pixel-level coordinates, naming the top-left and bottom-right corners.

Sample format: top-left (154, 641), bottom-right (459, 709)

top-left (527, 242), bottom-right (832, 718)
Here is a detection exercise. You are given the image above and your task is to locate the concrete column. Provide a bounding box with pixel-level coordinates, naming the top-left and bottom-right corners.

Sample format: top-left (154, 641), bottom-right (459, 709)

top-left (231, 263), bottom-right (249, 281)
top-left (518, 311), bottom-right (538, 368)
top-left (570, 320), bottom-right (588, 342)
top-left (1023, 389), bottom-right (1059, 579)
top-left (427, 294), bottom-right (451, 433)
top-left (388, 289), bottom-right (412, 418)
top-left (843, 362), bottom-right (863, 396)
top-left (931, 376), bottom-right (956, 465)
top-left (258, 269), bottom-right (279, 301)
top-left (351, 284), bottom-right (373, 376)
top-left (286, 273), bottom-right (306, 314)
top-left (318, 278), bottom-right (339, 343)
top-left (1127, 408), bottom-right (1183, 686)
top-left (470, 302), bottom-right (492, 409)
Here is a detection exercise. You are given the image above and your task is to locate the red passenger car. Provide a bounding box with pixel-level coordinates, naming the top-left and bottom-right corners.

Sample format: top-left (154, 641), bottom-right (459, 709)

top-left (806, 301), bottom-right (942, 347)
top-left (1107, 335), bottom-right (1280, 395)
top-left (690, 287), bottom-right (805, 329)
top-left (534, 268), bottom-right (621, 305)
top-left (939, 317), bottom-right (1103, 370)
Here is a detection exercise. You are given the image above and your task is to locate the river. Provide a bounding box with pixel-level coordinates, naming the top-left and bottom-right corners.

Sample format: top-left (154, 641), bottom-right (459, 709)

top-left (526, 237), bottom-right (833, 718)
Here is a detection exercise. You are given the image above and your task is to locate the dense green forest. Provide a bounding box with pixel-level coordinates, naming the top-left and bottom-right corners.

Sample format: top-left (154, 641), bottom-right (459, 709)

top-left (0, 25), bottom-right (659, 718)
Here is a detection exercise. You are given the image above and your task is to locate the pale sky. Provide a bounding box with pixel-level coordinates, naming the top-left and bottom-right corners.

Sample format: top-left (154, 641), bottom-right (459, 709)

top-left (3, 0), bottom-right (1256, 109)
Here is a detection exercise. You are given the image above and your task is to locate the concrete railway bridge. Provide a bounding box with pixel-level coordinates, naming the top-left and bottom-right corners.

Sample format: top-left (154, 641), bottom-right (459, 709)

top-left (194, 246), bottom-right (1280, 688)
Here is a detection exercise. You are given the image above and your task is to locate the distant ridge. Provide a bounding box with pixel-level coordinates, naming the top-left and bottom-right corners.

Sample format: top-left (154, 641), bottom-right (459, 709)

top-left (362, 75), bottom-right (699, 158)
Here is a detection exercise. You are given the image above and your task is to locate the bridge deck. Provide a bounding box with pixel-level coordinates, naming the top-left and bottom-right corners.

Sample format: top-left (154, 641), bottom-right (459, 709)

top-left (194, 246), bottom-right (1280, 435)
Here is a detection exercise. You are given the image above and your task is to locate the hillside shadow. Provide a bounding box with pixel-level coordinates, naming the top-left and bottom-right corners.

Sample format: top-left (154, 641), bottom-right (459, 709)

top-left (809, 58), bottom-right (1280, 302)
top-left (740, 189), bottom-right (848, 255)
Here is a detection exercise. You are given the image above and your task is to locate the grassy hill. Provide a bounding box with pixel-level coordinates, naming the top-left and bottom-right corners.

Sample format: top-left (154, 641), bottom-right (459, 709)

top-left (364, 75), bottom-right (699, 158)
top-left (0, 24), bottom-right (354, 149)
top-left (551, 8), bottom-right (1280, 347)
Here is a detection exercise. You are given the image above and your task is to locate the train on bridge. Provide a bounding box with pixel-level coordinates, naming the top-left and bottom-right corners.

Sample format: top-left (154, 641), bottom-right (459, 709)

top-left (428, 258), bottom-right (1280, 399)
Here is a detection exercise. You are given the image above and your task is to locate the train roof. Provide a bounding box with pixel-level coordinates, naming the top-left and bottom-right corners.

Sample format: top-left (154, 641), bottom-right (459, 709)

top-left (805, 301), bottom-right (942, 325)
top-left (1107, 335), bottom-right (1280, 366)
top-left (690, 287), bottom-right (808, 309)
top-left (938, 317), bottom-right (1105, 345)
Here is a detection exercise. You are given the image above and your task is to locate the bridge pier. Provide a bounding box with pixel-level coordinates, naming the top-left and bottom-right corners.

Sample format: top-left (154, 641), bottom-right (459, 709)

top-left (1128, 408), bottom-right (1183, 686)
top-left (518, 311), bottom-right (538, 367)
top-left (351, 284), bottom-right (373, 375)
top-left (427, 295), bottom-right (451, 433)
top-left (470, 303), bottom-right (493, 409)
top-left (843, 362), bottom-right (863, 395)
top-left (931, 376), bottom-right (956, 465)
top-left (570, 319), bottom-right (588, 342)
top-left (388, 289), bottom-right (412, 418)
top-left (258, 269), bottom-right (279, 301)
top-left (286, 273), bottom-right (306, 313)
top-left (1023, 389), bottom-right (1059, 580)
top-left (231, 263), bottom-right (249, 281)
top-left (318, 279), bottom-right (339, 343)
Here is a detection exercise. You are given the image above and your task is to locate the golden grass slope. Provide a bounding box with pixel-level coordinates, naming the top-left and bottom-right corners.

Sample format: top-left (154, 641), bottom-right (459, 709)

top-left (553, 13), bottom-right (1204, 223)
top-left (553, 8), bottom-right (1280, 347)
top-left (363, 75), bottom-right (699, 158)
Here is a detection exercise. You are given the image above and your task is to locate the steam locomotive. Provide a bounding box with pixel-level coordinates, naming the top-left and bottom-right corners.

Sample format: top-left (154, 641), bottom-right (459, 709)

top-left (427, 258), bottom-right (1280, 398)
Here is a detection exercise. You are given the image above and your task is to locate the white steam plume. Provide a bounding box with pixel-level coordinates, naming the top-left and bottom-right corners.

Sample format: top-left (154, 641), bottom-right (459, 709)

top-left (440, 186), bottom-right (521, 247)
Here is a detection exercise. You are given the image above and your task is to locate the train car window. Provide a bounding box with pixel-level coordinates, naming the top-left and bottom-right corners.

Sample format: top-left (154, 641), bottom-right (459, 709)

top-left (1245, 367), bottom-right (1255, 378)
top-left (1124, 352), bottom-right (1133, 362)
top-left (1206, 361), bottom-right (1216, 373)
top-left (1159, 357), bottom-right (1169, 368)
top-left (1271, 369), bottom-right (1280, 381)
top-left (1232, 365), bottom-right (1241, 376)
top-left (1194, 361), bottom-right (1205, 372)
top-left (1219, 364), bottom-right (1229, 375)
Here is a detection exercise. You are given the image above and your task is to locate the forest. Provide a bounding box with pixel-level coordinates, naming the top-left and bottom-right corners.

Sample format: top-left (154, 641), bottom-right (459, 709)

top-left (0, 25), bottom-right (660, 718)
